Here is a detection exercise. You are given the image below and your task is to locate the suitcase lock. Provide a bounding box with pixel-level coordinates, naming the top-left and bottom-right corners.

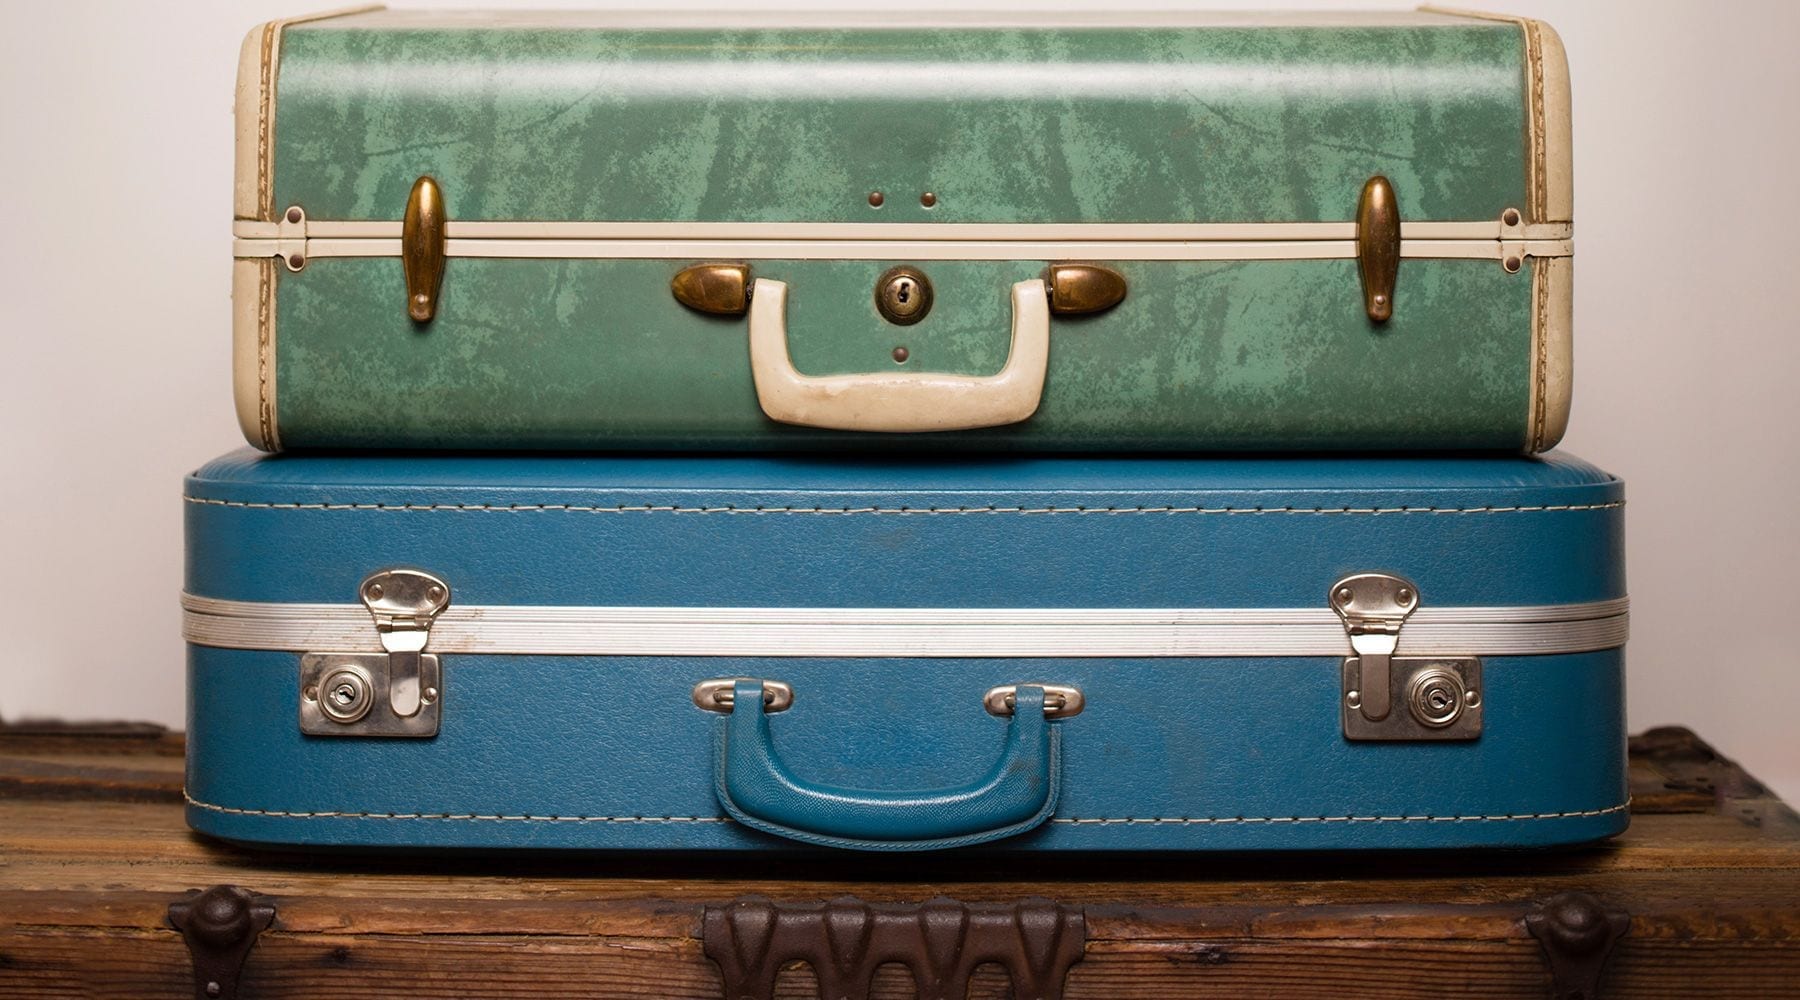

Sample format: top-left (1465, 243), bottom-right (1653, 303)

top-left (1333, 573), bottom-right (1482, 741)
top-left (300, 569), bottom-right (450, 738)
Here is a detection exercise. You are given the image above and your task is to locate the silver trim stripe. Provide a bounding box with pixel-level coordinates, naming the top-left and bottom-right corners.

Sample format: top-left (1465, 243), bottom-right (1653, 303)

top-left (183, 595), bottom-right (1627, 658)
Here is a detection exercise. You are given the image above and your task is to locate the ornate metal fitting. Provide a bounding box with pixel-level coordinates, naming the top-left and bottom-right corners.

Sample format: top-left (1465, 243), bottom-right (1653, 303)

top-left (301, 569), bottom-right (450, 738)
top-left (402, 175), bottom-right (447, 322)
top-left (1356, 175), bottom-right (1401, 322)
top-left (703, 895), bottom-right (1086, 1000)
top-left (167, 885), bottom-right (275, 1000)
top-left (1044, 263), bottom-right (1127, 315)
top-left (672, 262), bottom-right (752, 316)
top-left (1526, 892), bottom-right (1630, 1000)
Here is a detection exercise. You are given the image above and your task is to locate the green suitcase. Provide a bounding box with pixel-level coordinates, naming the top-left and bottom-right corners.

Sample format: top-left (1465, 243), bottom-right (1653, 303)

top-left (233, 7), bottom-right (1572, 452)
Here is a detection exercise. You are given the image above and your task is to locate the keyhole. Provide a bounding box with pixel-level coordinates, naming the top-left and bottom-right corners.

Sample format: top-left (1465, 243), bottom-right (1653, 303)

top-left (332, 684), bottom-right (357, 706)
top-left (875, 267), bottom-right (932, 325)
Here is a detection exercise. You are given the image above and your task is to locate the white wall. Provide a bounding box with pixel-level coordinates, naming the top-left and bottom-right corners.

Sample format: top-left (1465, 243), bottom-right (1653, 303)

top-left (2, 0), bottom-right (1795, 803)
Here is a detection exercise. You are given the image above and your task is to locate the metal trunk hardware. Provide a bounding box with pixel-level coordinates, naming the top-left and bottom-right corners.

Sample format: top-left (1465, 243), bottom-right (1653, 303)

top-left (1334, 573), bottom-right (1483, 741)
top-left (1527, 892), bottom-right (1631, 1000)
top-left (702, 895), bottom-right (1086, 1000)
top-left (401, 176), bottom-right (447, 322)
top-left (167, 885), bottom-right (275, 1000)
top-left (299, 569), bottom-right (450, 738)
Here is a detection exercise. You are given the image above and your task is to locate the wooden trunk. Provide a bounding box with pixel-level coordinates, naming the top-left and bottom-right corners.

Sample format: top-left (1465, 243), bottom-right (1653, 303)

top-left (2, 722), bottom-right (1796, 999)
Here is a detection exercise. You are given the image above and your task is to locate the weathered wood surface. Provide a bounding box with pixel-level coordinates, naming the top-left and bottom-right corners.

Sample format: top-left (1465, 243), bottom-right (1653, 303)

top-left (1, 724), bottom-right (1796, 998)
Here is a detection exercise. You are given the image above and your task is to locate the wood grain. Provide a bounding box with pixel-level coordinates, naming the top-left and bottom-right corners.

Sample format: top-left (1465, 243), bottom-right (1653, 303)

top-left (0, 726), bottom-right (1796, 999)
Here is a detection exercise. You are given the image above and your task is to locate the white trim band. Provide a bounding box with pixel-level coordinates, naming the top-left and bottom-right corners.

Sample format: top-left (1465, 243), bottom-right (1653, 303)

top-left (231, 219), bottom-right (1572, 263)
top-left (183, 594), bottom-right (1627, 658)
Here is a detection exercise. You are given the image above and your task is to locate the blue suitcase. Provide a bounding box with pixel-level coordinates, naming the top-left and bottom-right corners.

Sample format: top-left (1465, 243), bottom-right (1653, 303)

top-left (183, 450), bottom-right (1628, 852)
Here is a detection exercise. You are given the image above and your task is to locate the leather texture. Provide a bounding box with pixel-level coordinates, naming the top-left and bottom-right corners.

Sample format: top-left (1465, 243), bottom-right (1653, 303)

top-left (255, 13), bottom-right (1554, 452)
top-left (718, 681), bottom-right (1060, 850)
top-left (184, 451), bottom-right (1628, 852)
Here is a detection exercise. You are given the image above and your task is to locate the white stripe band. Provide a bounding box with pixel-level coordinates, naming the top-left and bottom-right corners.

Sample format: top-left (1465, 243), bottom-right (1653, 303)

top-left (231, 219), bottom-right (1572, 263)
top-left (182, 594), bottom-right (1627, 658)
top-left (235, 236), bottom-right (1569, 263)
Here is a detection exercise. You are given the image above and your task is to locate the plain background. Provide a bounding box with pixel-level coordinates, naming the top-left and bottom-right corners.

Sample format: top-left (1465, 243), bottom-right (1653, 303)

top-left (2, 0), bottom-right (1795, 804)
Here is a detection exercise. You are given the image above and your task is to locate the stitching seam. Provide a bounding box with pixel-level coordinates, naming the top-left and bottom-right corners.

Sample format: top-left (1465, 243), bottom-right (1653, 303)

top-left (185, 793), bottom-right (727, 824)
top-left (257, 21), bottom-right (275, 221)
top-left (1532, 257), bottom-right (1549, 452)
top-left (1526, 19), bottom-right (1547, 219)
top-left (181, 498), bottom-right (1624, 515)
top-left (184, 791), bottom-right (1627, 826)
top-left (257, 258), bottom-right (274, 450)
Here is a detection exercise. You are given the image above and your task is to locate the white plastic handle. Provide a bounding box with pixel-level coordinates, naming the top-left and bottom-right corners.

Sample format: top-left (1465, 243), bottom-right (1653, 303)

top-left (747, 278), bottom-right (1050, 432)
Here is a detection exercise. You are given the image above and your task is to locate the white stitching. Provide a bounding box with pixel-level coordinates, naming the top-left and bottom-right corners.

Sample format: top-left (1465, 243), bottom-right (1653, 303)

top-left (1048, 801), bottom-right (1629, 825)
top-left (185, 792), bottom-right (728, 824)
top-left (185, 791), bottom-right (1626, 826)
top-left (183, 497), bottom-right (1624, 516)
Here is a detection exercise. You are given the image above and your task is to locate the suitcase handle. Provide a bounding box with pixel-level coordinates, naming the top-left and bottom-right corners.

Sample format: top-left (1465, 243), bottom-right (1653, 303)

top-left (710, 678), bottom-right (1066, 850)
top-left (747, 278), bottom-right (1050, 432)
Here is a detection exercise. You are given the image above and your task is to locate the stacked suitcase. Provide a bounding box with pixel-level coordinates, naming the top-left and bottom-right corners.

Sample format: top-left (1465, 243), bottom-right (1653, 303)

top-left (186, 8), bottom-right (1627, 853)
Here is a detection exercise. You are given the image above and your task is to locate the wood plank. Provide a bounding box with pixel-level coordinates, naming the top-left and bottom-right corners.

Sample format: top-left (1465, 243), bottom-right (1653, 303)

top-left (0, 725), bottom-right (1795, 998)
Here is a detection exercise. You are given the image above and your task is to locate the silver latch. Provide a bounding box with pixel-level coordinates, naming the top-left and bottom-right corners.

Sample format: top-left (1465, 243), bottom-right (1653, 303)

top-left (1331, 573), bottom-right (1482, 742)
top-left (300, 569), bottom-right (450, 738)
top-left (1331, 573), bottom-right (1417, 722)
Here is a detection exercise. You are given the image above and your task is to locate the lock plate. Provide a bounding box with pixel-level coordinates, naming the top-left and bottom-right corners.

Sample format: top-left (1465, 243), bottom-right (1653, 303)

top-left (1342, 656), bottom-right (1482, 741)
top-left (301, 652), bottom-right (441, 737)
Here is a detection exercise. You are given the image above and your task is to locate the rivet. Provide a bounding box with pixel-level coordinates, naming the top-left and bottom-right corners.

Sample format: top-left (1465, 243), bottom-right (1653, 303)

top-left (366, 583), bottom-right (384, 599)
top-left (285, 206), bottom-right (303, 224)
top-left (1396, 587), bottom-right (1413, 604)
top-left (206, 982), bottom-right (222, 998)
top-left (892, 347), bottom-right (909, 363)
top-left (427, 585), bottom-right (445, 601)
top-left (1502, 208), bottom-right (1521, 227)
top-left (867, 191), bottom-right (884, 207)
top-left (1504, 256), bottom-right (1522, 273)
top-left (920, 192), bottom-right (938, 207)
top-left (1335, 587), bottom-right (1353, 605)
top-left (286, 253), bottom-right (305, 270)
top-left (423, 686), bottom-right (438, 704)
top-left (1346, 690), bottom-right (1362, 708)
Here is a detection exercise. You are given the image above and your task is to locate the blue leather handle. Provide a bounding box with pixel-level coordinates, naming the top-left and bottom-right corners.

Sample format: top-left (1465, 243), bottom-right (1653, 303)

top-left (714, 679), bottom-right (1062, 851)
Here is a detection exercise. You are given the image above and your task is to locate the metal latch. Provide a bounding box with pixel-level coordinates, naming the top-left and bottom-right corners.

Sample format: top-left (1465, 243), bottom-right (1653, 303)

top-left (300, 569), bottom-right (450, 738)
top-left (1331, 573), bottom-right (1482, 741)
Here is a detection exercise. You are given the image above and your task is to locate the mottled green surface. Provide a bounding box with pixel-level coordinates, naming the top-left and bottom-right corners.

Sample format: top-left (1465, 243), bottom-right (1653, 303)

top-left (275, 258), bottom-right (1533, 450)
top-left (273, 23), bottom-right (1527, 223)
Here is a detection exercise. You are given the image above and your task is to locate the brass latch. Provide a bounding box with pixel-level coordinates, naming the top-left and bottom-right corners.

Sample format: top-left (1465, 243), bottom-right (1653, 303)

top-left (402, 176), bottom-right (447, 323)
top-left (1356, 175), bottom-right (1400, 323)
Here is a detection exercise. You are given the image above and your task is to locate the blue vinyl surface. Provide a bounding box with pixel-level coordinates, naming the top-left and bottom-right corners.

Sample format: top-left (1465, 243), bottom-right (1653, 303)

top-left (184, 450), bottom-right (1628, 852)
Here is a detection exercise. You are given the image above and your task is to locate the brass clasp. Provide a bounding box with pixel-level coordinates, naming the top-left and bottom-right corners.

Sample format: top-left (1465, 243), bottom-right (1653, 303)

top-left (1356, 175), bottom-right (1400, 323)
top-left (402, 176), bottom-right (447, 323)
